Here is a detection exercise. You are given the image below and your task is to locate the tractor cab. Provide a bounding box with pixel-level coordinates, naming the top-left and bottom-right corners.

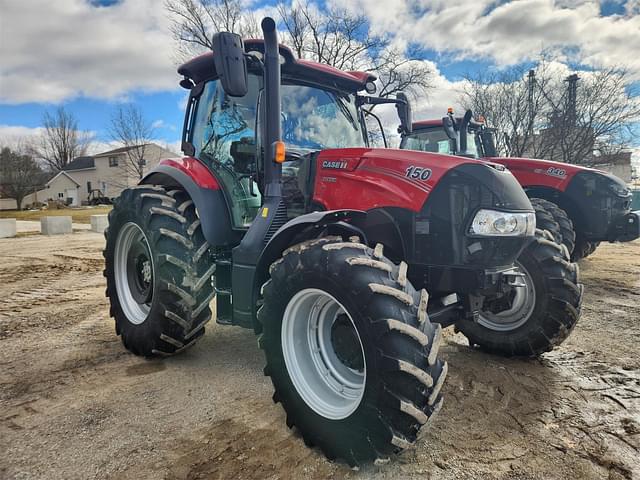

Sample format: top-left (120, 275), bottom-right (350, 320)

top-left (178, 40), bottom-right (414, 229)
top-left (400, 108), bottom-right (496, 158)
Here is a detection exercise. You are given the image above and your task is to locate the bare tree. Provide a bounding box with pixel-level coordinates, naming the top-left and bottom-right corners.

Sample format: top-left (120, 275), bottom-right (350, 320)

top-left (374, 48), bottom-right (434, 101)
top-left (0, 145), bottom-right (47, 210)
top-left (460, 63), bottom-right (552, 157)
top-left (461, 60), bottom-right (640, 164)
top-left (166, 0), bottom-right (260, 59)
top-left (535, 68), bottom-right (640, 165)
top-left (109, 105), bottom-right (156, 182)
top-left (31, 106), bottom-right (92, 171)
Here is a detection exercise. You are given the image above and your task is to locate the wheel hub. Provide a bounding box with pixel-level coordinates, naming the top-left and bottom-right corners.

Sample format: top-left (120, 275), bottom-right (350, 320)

top-left (477, 262), bottom-right (536, 332)
top-left (281, 288), bottom-right (366, 420)
top-left (114, 222), bottom-right (154, 325)
top-left (331, 314), bottom-right (364, 371)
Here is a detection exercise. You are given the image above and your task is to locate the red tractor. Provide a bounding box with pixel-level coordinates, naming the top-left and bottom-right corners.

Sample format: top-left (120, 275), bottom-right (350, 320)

top-left (104, 19), bottom-right (581, 465)
top-left (401, 110), bottom-right (640, 261)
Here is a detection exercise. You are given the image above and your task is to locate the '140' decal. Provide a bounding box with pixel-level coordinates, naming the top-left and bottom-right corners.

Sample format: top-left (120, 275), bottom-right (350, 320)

top-left (546, 167), bottom-right (566, 178)
top-left (405, 165), bottom-right (432, 181)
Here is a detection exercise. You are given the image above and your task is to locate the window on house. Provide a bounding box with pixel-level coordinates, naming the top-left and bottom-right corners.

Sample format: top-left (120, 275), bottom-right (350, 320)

top-left (58, 192), bottom-right (64, 198)
top-left (87, 181), bottom-right (92, 193)
top-left (109, 156), bottom-right (118, 167)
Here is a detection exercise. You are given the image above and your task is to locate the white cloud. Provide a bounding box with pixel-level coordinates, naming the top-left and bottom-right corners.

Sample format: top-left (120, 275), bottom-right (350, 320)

top-left (151, 119), bottom-right (177, 131)
top-left (0, 0), bottom-right (178, 104)
top-left (0, 125), bottom-right (45, 150)
top-left (344, 0), bottom-right (640, 79)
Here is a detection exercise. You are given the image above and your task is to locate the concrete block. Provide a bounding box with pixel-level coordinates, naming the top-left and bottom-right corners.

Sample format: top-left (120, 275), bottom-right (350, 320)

top-left (0, 218), bottom-right (17, 238)
top-left (91, 214), bottom-right (109, 233)
top-left (41, 216), bottom-right (72, 235)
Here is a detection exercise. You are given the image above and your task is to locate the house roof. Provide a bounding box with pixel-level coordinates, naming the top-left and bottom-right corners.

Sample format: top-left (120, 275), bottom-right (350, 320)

top-left (47, 170), bottom-right (80, 187)
top-left (64, 156), bottom-right (95, 171)
top-left (94, 144), bottom-right (150, 157)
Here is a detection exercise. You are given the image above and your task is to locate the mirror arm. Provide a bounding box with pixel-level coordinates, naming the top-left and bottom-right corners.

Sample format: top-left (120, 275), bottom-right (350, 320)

top-left (357, 95), bottom-right (403, 107)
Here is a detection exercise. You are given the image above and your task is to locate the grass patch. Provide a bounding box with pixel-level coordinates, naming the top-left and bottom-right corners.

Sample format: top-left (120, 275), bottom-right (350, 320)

top-left (0, 206), bottom-right (112, 224)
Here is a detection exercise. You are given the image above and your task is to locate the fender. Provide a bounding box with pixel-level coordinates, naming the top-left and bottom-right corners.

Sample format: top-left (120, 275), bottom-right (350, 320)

top-left (249, 209), bottom-right (367, 330)
top-left (255, 209), bottom-right (367, 288)
top-left (141, 158), bottom-right (242, 247)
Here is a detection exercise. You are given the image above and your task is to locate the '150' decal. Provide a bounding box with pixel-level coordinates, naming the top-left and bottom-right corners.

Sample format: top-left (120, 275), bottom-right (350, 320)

top-left (405, 165), bottom-right (432, 181)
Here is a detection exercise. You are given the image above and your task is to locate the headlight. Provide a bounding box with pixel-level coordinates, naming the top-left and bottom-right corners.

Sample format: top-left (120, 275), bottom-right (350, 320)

top-left (469, 209), bottom-right (535, 237)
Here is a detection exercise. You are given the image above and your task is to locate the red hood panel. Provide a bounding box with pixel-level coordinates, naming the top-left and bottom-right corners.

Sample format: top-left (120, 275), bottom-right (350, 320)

top-left (314, 147), bottom-right (485, 212)
top-left (485, 156), bottom-right (600, 191)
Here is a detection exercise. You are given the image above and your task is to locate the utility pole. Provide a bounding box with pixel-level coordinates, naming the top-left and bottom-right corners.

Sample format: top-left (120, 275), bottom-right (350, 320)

top-left (527, 69), bottom-right (536, 135)
top-left (565, 73), bottom-right (579, 127)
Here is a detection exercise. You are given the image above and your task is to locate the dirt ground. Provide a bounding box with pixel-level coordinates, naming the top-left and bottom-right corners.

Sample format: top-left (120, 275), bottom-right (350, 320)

top-left (1, 232), bottom-right (638, 480)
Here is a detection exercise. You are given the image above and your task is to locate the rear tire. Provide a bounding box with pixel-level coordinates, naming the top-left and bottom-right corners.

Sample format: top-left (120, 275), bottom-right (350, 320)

top-left (104, 185), bottom-right (214, 356)
top-left (530, 198), bottom-right (576, 255)
top-left (258, 237), bottom-right (446, 465)
top-left (457, 229), bottom-right (583, 357)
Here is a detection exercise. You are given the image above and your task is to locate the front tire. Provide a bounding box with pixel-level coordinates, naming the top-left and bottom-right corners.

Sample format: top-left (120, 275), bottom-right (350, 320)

top-left (458, 229), bottom-right (583, 357)
top-left (104, 185), bottom-right (214, 356)
top-left (258, 237), bottom-right (447, 465)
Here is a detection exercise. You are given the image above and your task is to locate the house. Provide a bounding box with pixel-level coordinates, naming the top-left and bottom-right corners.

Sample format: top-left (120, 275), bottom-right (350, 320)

top-left (62, 143), bottom-right (178, 203)
top-left (36, 171), bottom-right (82, 206)
top-left (0, 143), bottom-right (178, 210)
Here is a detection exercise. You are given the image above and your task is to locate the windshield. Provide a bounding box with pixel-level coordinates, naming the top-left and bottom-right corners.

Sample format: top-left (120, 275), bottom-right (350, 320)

top-left (281, 83), bottom-right (366, 151)
top-left (402, 128), bottom-right (452, 154)
top-left (402, 127), bottom-right (480, 158)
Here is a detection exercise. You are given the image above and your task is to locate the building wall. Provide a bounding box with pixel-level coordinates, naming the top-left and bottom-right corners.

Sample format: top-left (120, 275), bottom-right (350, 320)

top-left (592, 163), bottom-right (633, 184)
top-left (0, 198), bottom-right (18, 210)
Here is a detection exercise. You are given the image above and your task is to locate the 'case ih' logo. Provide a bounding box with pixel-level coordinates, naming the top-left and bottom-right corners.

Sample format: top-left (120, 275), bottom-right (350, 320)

top-left (322, 160), bottom-right (348, 169)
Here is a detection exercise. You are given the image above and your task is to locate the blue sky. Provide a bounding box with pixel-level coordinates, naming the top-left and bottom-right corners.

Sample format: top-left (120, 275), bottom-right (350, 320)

top-left (1, 0), bottom-right (639, 156)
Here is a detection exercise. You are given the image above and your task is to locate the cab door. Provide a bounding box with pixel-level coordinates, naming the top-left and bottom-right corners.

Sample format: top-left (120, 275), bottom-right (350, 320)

top-left (190, 75), bottom-right (262, 228)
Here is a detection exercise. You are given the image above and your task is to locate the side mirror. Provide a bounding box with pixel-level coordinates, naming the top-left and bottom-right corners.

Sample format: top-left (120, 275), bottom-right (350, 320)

top-left (442, 116), bottom-right (457, 140)
top-left (396, 92), bottom-right (412, 134)
top-left (480, 129), bottom-right (497, 157)
top-left (442, 115), bottom-right (458, 154)
top-left (212, 32), bottom-right (248, 97)
top-left (459, 109), bottom-right (473, 153)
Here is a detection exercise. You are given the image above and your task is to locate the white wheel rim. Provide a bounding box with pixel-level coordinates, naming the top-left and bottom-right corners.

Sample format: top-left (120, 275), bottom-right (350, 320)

top-left (281, 288), bottom-right (366, 420)
top-left (478, 261), bottom-right (536, 332)
top-left (114, 222), bottom-right (153, 325)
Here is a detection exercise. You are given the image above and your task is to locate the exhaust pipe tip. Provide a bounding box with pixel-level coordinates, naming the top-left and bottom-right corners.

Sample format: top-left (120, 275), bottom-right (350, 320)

top-left (261, 17), bottom-right (276, 33)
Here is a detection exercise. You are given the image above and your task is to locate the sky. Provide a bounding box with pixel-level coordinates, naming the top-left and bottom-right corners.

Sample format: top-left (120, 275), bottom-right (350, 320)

top-left (0, 0), bottom-right (639, 165)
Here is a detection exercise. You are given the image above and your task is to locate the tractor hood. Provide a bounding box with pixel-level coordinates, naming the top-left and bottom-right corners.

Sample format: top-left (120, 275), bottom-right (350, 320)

top-left (484, 156), bottom-right (628, 193)
top-left (313, 147), bottom-right (532, 213)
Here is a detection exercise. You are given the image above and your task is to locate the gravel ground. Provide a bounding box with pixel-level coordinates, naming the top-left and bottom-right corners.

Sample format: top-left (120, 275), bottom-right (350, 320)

top-left (0, 232), bottom-right (638, 480)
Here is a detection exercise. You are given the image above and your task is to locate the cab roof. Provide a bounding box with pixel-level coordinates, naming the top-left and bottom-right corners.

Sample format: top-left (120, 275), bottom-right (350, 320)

top-left (412, 119), bottom-right (445, 129)
top-left (178, 39), bottom-right (376, 92)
